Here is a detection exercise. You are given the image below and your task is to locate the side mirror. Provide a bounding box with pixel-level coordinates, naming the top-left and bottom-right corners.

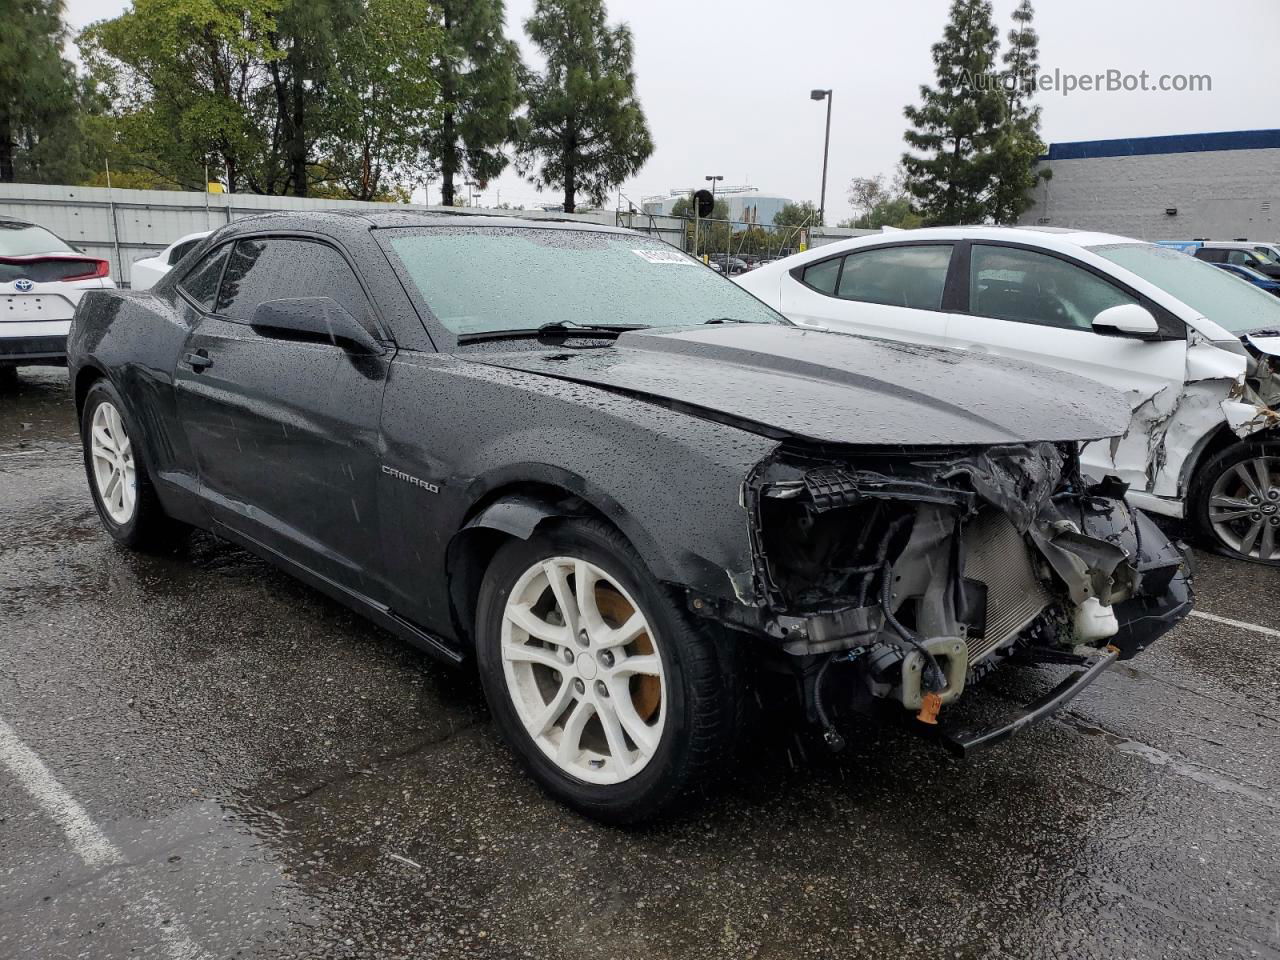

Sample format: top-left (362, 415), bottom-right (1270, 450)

top-left (1093, 303), bottom-right (1159, 337)
top-left (249, 297), bottom-right (383, 355)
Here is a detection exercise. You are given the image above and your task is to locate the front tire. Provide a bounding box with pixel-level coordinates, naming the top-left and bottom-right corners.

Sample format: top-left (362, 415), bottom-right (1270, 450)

top-left (80, 379), bottom-right (187, 551)
top-left (475, 518), bottom-right (739, 823)
top-left (1192, 439), bottom-right (1280, 564)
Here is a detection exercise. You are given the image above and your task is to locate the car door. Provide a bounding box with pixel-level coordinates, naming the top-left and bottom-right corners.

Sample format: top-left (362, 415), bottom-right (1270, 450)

top-left (780, 242), bottom-right (955, 347)
top-left (173, 234), bottom-right (394, 598)
top-left (943, 241), bottom-right (1189, 493)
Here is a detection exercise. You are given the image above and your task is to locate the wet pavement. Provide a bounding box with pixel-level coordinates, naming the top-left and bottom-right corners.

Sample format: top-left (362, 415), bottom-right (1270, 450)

top-left (2, 366), bottom-right (1278, 960)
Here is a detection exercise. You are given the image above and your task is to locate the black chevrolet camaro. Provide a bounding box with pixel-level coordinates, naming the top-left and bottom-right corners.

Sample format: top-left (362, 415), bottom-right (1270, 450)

top-left (68, 212), bottom-right (1191, 822)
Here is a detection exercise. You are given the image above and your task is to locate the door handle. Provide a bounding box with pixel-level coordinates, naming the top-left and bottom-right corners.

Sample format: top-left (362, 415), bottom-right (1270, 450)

top-left (183, 350), bottom-right (213, 371)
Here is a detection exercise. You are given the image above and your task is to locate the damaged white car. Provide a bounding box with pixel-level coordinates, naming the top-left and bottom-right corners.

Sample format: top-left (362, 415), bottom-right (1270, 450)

top-left (738, 228), bottom-right (1280, 563)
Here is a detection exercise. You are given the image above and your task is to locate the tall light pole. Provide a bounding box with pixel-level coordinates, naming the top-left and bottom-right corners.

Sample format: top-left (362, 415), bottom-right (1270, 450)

top-left (705, 173), bottom-right (723, 205)
top-left (705, 175), bottom-right (723, 263)
top-left (810, 89), bottom-right (833, 227)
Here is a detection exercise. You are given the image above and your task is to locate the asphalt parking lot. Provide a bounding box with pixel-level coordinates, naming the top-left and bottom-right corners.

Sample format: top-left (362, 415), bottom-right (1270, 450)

top-left (2, 366), bottom-right (1278, 960)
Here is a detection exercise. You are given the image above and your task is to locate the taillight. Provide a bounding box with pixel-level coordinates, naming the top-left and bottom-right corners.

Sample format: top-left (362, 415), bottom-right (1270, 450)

top-left (0, 256), bottom-right (110, 283)
top-left (61, 259), bottom-right (110, 281)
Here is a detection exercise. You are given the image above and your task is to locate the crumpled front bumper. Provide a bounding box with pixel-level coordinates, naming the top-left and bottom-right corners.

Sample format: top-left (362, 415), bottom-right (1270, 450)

top-left (938, 517), bottom-right (1193, 755)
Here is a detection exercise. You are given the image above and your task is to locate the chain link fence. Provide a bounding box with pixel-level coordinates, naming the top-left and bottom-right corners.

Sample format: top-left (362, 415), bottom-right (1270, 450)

top-left (614, 209), bottom-right (874, 274)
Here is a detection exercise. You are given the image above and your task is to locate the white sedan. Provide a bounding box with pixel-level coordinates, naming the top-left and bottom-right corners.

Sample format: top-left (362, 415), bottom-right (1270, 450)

top-left (130, 231), bottom-right (211, 290)
top-left (1, 217), bottom-right (115, 385)
top-left (737, 226), bottom-right (1280, 563)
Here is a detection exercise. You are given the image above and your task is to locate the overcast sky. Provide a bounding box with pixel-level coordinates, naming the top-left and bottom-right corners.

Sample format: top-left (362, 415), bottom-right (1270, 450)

top-left (63, 0), bottom-right (1280, 221)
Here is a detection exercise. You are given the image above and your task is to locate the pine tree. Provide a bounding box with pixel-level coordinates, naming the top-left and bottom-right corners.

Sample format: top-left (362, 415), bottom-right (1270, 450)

top-left (900, 0), bottom-right (1006, 225)
top-left (423, 0), bottom-right (523, 207)
top-left (0, 0), bottom-right (84, 183)
top-left (518, 0), bottom-right (652, 214)
top-left (988, 0), bottom-right (1050, 224)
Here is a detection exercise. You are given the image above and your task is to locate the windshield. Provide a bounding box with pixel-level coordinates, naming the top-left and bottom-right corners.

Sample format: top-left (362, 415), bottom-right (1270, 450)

top-left (0, 220), bottom-right (75, 257)
top-left (1252, 246), bottom-right (1280, 264)
top-left (1091, 242), bottom-right (1280, 335)
top-left (383, 226), bottom-right (785, 337)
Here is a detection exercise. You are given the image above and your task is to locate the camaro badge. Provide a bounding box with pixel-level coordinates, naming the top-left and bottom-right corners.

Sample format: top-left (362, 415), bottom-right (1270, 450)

top-left (382, 464), bottom-right (439, 494)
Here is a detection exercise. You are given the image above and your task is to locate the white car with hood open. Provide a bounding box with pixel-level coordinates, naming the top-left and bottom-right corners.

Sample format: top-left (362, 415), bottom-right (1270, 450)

top-left (736, 226), bottom-right (1280, 563)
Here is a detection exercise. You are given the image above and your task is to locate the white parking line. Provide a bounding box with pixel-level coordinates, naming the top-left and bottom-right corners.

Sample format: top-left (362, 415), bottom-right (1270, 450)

top-left (0, 718), bottom-right (212, 960)
top-left (1190, 610), bottom-right (1280, 640)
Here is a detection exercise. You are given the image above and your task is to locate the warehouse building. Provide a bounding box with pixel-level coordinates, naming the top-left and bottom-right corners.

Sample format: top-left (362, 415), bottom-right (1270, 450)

top-left (1018, 129), bottom-right (1280, 241)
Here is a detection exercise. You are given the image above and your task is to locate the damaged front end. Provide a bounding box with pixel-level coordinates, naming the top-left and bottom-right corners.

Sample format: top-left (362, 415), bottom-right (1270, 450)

top-left (734, 441), bottom-right (1193, 753)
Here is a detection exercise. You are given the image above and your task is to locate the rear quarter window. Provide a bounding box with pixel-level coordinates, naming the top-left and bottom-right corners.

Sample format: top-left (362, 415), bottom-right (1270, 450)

top-left (178, 245), bottom-right (230, 311)
top-left (801, 257), bottom-right (841, 295)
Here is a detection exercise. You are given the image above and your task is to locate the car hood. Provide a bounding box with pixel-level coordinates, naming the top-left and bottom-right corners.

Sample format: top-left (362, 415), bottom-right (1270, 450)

top-left (470, 325), bottom-right (1131, 447)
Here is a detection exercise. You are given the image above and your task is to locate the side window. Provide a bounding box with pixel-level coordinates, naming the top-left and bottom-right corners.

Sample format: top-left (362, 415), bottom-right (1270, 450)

top-left (1196, 249), bottom-right (1226, 263)
top-left (216, 237), bottom-right (377, 333)
top-left (969, 245), bottom-right (1137, 331)
top-left (801, 257), bottom-right (841, 295)
top-left (178, 244), bottom-right (230, 311)
top-left (836, 244), bottom-right (953, 310)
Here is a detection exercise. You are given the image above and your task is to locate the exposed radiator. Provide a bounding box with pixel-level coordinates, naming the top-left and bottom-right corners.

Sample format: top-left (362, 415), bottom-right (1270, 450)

top-left (961, 510), bottom-right (1055, 663)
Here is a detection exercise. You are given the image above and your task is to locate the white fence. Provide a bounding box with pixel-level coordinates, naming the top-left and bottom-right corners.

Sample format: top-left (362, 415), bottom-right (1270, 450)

top-left (0, 183), bottom-right (869, 287)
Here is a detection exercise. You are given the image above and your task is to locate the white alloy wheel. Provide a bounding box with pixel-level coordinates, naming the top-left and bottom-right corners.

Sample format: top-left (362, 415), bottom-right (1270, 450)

top-left (90, 401), bottom-right (137, 524)
top-left (500, 556), bottom-right (666, 785)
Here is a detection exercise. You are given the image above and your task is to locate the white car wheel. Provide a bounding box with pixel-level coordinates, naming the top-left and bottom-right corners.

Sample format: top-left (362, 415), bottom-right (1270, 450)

top-left (500, 556), bottom-right (666, 785)
top-left (89, 400), bottom-right (137, 525)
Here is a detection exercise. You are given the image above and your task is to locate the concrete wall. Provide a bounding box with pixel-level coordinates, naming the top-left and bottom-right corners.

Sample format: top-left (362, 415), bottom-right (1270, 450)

top-left (1019, 147), bottom-right (1280, 241)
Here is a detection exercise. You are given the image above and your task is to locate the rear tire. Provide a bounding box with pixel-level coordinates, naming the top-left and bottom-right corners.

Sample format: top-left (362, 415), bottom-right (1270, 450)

top-left (475, 518), bottom-right (740, 824)
top-left (80, 379), bottom-right (188, 551)
top-left (1191, 438), bottom-right (1280, 565)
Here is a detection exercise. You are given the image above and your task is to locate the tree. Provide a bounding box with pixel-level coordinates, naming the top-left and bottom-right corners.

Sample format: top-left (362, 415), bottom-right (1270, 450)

top-left (81, 0), bottom-right (444, 198)
top-left (265, 0), bottom-right (364, 196)
top-left (900, 0), bottom-right (1005, 225)
top-left (773, 201), bottom-right (823, 229)
top-left (79, 0), bottom-right (286, 192)
top-left (988, 0), bottom-right (1050, 224)
top-left (423, 0), bottom-right (523, 207)
top-left (840, 171), bottom-right (922, 229)
top-left (323, 0), bottom-right (442, 200)
top-left (0, 0), bottom-right (86, 183)
top-left (518, 0), bottom-right (653, 214)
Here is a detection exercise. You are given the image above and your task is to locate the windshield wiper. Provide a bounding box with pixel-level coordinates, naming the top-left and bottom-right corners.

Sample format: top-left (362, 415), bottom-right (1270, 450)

top-left (702, 317), bottom-right (751, 324)
top-left (456, 321), bottom-right (646, 344)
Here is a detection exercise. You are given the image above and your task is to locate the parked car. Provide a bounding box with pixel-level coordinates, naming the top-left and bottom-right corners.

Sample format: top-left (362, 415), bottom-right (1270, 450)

top-left (1251, 242), bottom-right (1280, 262)
top-left (0, 217), bottom-right (114, 384)
top-left (1210, 261), bottom-right (1280, 296)
top-left (131, 231), bottom-right (211, 290)
top-left (710, 254), bottom-right (750, 275)
top-left (1160, 240), bottom-right (1280, 279)
top-left (68, 213), bottom-right (1190, 821)
top-left (737, 226), bottom-right (1280, 563)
